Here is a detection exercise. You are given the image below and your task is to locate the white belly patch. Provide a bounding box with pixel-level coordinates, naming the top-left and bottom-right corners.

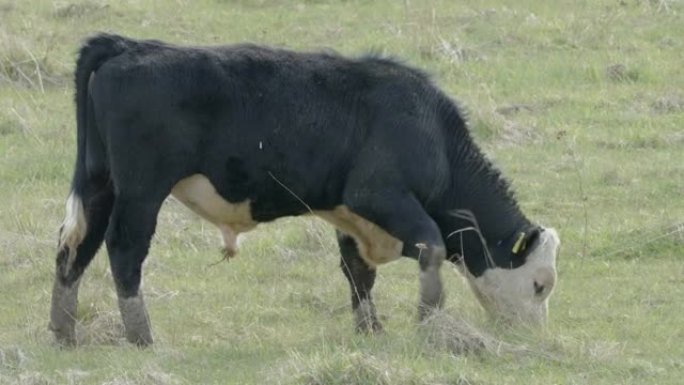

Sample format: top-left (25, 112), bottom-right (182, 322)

top-left (170, 175), bottom-right (402, 265)
top-left (316, 206), bottom-right (403, 266)
top-left (171, 174), bottom-right (256, 256)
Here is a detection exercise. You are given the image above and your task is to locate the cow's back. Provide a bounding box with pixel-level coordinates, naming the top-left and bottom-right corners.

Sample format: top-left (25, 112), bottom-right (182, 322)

top-left (90, 39), bottom-right (451, 219)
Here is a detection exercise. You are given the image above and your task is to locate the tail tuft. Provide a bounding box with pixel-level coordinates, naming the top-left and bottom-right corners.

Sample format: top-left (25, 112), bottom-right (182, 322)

top-left (58, 192), bottom-right (87, 270)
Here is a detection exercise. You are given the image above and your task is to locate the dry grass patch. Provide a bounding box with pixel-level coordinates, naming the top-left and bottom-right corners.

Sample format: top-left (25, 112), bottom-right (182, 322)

top-left (471, 111), bottom-right (541, 148)
top-left (0, 372), bottom-right (51, 385)
top-left (0, 347), bottom-right (29, 372)
top-left (420, 310), bottom-right (563, 361)
top-left (52, 1), bottom-right (109, 20)
top-left (420, 310), bottom-right (629, 367)
top-left (0, 349), bottom-right (53, 385)
top-left (0, 31), bottom-right (68, 90)
top-left (429, 38), bottom-right (482, 64)
top-left (74, 307), bottom-right (126, 346)
top-left (651, 92), bottom-right (683, 114)
top-left (496, 120), bottom-right (541, 148)
top-left (272, 349), bottom-right (477, 385)
top-left (100, 369), bottom-right (181, 385)
top-left (664, 130), bottom-right (684, 146)
top-left (593, 221), bottom-right (684, 260)
top-left (419, 311), bottom-right (504, 356)
top-left (595, 135), bottom-right (668, 150)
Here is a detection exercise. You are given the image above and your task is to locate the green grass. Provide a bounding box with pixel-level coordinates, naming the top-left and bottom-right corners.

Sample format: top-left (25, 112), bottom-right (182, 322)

top-left (1, 0), bottom-right (683, 384)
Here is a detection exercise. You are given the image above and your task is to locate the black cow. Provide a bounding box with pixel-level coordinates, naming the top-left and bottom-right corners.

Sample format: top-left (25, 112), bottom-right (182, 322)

top-left (50, 34), bottom-right (560, 346)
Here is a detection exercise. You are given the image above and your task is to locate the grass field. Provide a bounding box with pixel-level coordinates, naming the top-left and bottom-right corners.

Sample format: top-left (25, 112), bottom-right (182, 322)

top-left (1, 0), bottom-right (683, 384)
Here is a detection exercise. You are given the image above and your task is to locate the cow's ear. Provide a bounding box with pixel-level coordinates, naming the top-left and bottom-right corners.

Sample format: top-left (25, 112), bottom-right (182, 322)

top-left (511, 226), bottom-right (543, 256)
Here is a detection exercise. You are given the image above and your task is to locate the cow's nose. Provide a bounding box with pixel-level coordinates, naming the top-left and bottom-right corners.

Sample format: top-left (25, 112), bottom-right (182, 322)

top-left (533, 267), bottom-right (556, 300)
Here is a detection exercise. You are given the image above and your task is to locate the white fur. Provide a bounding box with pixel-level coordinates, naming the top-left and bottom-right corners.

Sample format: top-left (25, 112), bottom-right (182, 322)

top-left (463, 228), bottom-right (560, 326)
top-left (171, 175), bottom-right (403, 266)
top-left (171, 174), bottom-right (256, 258)
top-left (58, 192), bottom-right (87, 271)
top-left (316, 206), bottom-right (403, 267)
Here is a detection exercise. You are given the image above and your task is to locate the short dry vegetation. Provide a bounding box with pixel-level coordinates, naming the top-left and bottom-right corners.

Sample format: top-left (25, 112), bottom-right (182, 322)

top-left (1, 0), bottom-right (683, 384)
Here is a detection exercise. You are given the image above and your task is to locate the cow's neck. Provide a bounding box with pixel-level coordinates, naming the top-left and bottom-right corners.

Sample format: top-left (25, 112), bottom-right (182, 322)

top-left (437, 137), bottom-right (532, 262)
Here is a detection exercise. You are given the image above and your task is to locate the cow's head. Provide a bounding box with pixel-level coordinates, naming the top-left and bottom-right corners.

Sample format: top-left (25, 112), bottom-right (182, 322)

top-left (452, 226), bottom-right (560, 327)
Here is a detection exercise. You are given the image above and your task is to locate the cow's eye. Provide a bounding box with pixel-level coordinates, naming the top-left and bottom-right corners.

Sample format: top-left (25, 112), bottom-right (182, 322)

top-left (533, 281), bottom-right (544, 296)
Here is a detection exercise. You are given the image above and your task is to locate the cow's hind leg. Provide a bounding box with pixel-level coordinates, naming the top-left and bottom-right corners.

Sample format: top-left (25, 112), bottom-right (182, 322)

top-left (105, 196), bottom-right (164, 346)
top-left (50, 178), bottom-right (114, 345)
top-left (337, 231), bottom-right (382, 333)
top-left (345, 192), bottom-right (446, 322)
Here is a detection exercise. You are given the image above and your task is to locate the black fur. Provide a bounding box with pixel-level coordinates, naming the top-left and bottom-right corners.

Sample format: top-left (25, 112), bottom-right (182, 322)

top-left (68, 33), bottom-right (538, 296)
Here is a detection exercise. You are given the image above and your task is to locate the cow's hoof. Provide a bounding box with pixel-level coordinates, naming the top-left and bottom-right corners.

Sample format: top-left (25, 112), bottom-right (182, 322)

top-left (220, 247), bottom-right (236, 261)
top-left (353, 300), bottom-right (383, 334)
top-left (418, 304), bottom-right (438, 323)
top-left (119, 295), bottom-right (153, 347)
top-left (49, 323), bottom-right (76, 347)
top-left (126, 331), bottom-right (153, 347)
top-left (355, 319), bottom-right (384, 334)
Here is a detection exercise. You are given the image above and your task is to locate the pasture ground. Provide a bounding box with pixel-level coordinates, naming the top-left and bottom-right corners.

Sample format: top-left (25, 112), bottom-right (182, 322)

top-left (1, 0), bottom-right (683, 384)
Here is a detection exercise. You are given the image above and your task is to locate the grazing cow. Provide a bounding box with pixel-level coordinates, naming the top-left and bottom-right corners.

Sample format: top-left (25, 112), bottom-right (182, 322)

top-left (50, 33), bottom-right (560, 346)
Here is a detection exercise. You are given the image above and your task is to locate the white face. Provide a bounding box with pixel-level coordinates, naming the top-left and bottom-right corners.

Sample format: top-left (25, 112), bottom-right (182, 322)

top-left (463, 228), bottom-right (560, 326)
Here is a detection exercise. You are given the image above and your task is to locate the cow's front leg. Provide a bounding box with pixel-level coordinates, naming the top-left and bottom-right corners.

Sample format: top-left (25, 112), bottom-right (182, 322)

top-left (106, 197), bottom-right (162, 347)
top-left (345, 190), bottom-right (446, 323)
top-left (415, 243), bottom-right (445, 320)
top-left (337, 231), bottom-right (383, 333)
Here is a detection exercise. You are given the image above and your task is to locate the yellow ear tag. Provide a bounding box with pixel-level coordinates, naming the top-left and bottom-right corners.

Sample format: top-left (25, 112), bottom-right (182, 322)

top-left (511, 232), bottom-right (526, 254)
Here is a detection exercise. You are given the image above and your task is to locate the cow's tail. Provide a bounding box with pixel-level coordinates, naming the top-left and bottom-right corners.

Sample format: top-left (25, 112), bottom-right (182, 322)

top-left (58, 34), bottom-right (130, 269)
